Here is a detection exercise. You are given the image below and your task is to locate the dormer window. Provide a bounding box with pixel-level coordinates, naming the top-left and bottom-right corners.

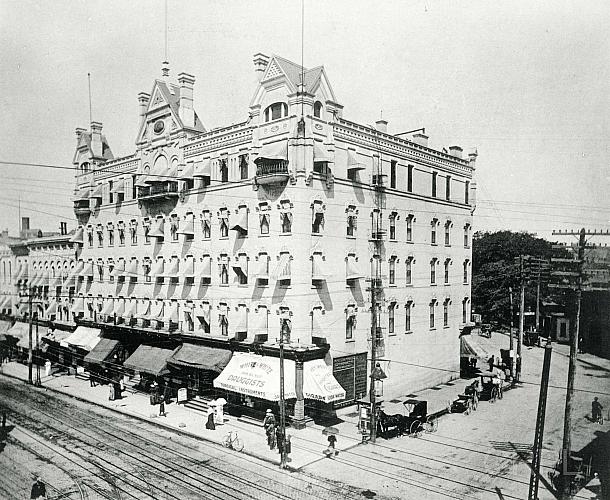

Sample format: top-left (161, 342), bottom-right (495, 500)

top-left (314, 101), bottom-right (323, 118)
top-left (264, 102), bottom-right (288, 122)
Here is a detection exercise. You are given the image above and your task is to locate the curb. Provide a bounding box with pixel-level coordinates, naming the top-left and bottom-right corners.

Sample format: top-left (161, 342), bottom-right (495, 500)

top-left (0, 371), bottom-right (299, 471)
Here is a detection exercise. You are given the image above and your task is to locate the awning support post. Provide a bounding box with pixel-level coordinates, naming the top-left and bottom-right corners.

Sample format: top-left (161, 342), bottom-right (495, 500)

top-left (292, 350), bottom-right (307, 429)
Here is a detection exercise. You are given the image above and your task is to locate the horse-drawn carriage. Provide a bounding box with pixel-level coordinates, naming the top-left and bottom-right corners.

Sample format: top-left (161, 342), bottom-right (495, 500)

top-left (478, 371), bottom-right (503, 402)
top-left (377, 399), bottom-right (437, 438)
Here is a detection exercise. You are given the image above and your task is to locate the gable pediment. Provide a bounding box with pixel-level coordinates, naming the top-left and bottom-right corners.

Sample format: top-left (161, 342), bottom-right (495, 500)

top-left (263, 58), bottom-right (285, 81)
top-left (148, 86), bottom-right (168, 111)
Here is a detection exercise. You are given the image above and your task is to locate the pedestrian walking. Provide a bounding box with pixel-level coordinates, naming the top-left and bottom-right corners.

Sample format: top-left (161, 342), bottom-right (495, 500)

top-left (276, 425), bottom-right (285, 456)
top-left (159, 394), bottom-right (166, 417)
top-left (30, 476), bottom-right (46, 499)
top-left (488, 355), bottom-right (495, 372)
top-left (108, 383), bottom-right (115, 401)
top-left (263, 409), bottom-right (276, 450)
top-left (205, 408), bottom-right (216, 430)
top-left (325, 434), bottom-right (338, 457)
top-left (592, 397), bottom-right (604, 424)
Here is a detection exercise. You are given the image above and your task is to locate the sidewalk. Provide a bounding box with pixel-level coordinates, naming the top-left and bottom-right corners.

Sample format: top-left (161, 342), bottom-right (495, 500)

top-left (0, 359), bottom-right (481, 472)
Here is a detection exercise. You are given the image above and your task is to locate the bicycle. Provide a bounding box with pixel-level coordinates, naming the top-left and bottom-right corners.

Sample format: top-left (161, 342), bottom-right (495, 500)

top-left (222, 430), bottom-right (244, 452)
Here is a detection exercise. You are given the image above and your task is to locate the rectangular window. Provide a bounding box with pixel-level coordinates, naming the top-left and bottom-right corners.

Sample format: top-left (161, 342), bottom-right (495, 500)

top-left (389, 214), bottom-right (396, 240)
top-left (388, 304), bottom-right (395, 334)
top-left (446, 175), bottom-right (451, 201)
top-left (130, 222), bottom-right (137, 245)
top-left (202, 212), bottom-right (211, 239)
top-left (389, 258), bottom-right (396, 285)
top-left (346, 312), bottom-right (355, 340)
top-left (462, 299), bottom-right (468, 324)
top-left (429, 302), bottom-right (436, 329)
top-left (406, 216), bottom-right (413, 242)
top-left (220, 258), bottom-right (229, 285)
top-left (463, 261), bottom-right (469, 284)
top-left (405, 303), bottom-right (412, 331)
top-left (432, 171), bottom-right (437, 197)
top-left (406, 258), bottom-right (412, 285)
top-left (239, 154), bottom-right (248, 180)
top-left (390, 160), bottom-right (396, 189)
top-left (108, 228), bottom-right (114, 247)
top-left (407, 165), bottom-right (413, 192)
top-left (347, 215), bottom-right (356, 237)
top-left (281, 212), bottom-right (292, 233)
top-left (144, 261), bottom-right (151, 283)
top-left (464, 224), bottom-right (470, 248)
top-left (465, 181), bottom-right (470, 205)
top-left (431, 221), bottom-right (437, 245)
top-left (219, 211), bottom-right (229, 238)
top-left (109, 181), bottom-right (114, 204)
top-left (445, 223), bottom-right (451, 246)
top-left (87, 228), bottom-right (93, 248)
top-left (171, 215), bottom-right (179, 241)
top-left (118, 224), bottom-right (125, 246)
top-left (220, 159), bottom-right (228, 183)
top-left (444, 302), bottom-right (449, 327)
top-left (312, 205), bottom-right (324, 234)
top-left (430, 260), bottom-right (436, 284)
top-left (260, 213), bottom-right (269, 234)
top-left (108, 262), bottom-right (114, 283)
top-left (444, 260), bottom-right (450, 284)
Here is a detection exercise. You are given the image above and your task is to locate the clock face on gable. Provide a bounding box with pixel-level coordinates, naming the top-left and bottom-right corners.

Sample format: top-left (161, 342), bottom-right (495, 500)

top-left (153, 120), bottom-right (165, 134)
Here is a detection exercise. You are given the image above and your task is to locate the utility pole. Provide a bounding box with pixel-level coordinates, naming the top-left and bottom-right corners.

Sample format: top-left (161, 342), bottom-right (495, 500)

top-left (535, 270), bottom-right (541, 332)
top-left (549, 227), bottom-right (610, 498)
top-left (517, 255), bottom-right (525, 382)
top-left (528, 342), bottom-right (553, 500)
top-left (34, 314), bottom-right (41, 386)
top-left (278, 319), bottom-right (288, 469)
top-left (27, 286), bottom-right (33, 385)
top-left (508, 286), bottom-right (515, 380)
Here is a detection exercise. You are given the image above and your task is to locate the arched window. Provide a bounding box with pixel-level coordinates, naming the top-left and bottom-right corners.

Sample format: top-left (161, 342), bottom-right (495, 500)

top-left (264, 102), bottom-right (288, 122)
top-left (314, 101), bottom-right (323, 118)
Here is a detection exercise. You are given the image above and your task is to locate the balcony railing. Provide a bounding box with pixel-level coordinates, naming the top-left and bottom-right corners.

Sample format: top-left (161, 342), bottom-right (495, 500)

top-left (255, 161), bottom-right (289, 185)
top-left (73, 200), bottom-right (91, 216)
top-left (138, 182), bottom-right (179, 201)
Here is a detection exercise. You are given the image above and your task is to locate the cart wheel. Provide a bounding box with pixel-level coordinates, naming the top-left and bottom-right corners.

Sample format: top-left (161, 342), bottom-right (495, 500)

top-left (425, 416), bottom-right (438, 433)
top-left (409, 420), bottom-right (422, 437)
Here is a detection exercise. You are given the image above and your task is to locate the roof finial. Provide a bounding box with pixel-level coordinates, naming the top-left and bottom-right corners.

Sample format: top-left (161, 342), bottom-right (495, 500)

top-left (162, 0), bottom-right (169, 78)
top-left (162, 60), bottom-right (170, 78)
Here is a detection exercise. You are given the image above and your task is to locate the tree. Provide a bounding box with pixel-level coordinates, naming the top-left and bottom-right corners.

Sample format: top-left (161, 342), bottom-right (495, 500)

top-left (472, 231), bottom-right (553, 324)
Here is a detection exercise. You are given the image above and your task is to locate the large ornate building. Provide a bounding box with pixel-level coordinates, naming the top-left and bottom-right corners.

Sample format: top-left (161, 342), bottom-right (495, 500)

top-left (65, 54), bottom-right (476, 409)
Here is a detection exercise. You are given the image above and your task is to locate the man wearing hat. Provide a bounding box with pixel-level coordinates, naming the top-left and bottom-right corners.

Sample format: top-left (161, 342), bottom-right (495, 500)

top-left (263, 409), bottom-right (276, 450)
top-left (30, 476), bottom-right (46, 499)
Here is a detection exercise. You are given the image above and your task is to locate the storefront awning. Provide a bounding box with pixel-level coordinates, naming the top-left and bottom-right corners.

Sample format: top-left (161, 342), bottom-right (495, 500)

top-left (73, 187), bottom-right (90, 202)
top-left (347, 149), bottom-right (366, 171)
top-left (110, 178), bottom-right (125, 194)
top-left (214, 352), bottom-right (296, 401)
top-left (123, 345), bottom-right (173, 376)
top-left (193, 159), bottom-right (211, 178)
top-left (60, 326), bottom-right (101, 351)
top-left (6, 321), bottom-right (30, 347)
top-left (177, 213), bottom-right (195, 235)
top-left (272, 253), bottom-right (291, 280)
top-left (177, 163), bottom-right (194, 180)
top-left (460, 335), bottom-right (491, 360)
top-left (43, 328), bottom-right (72, 344)
top-left (255, 141), bottom-right (288, 163)
top-left (83, 338), bottom-right (121, 366)
top-left (346, 256), bottom-right (363, 281)
top-left (149, 218), bottom-right (165, 238)
top-left (303, 359), bottom-right (347, 403)
top-left (123, 299), bottom-right (138, 319)
top-left (230, 210), bottom-right (248, 233)
top-left (167, 344), bottom-right (232, 372)
top-left (313, 142), bottom-right (331, 163)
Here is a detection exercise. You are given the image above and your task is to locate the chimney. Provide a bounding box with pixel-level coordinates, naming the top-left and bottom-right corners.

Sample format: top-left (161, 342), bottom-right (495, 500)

top-left (1, 229), bottom-right (8, 239)
top-left (449, 146), bottom-right (463, 159)
top-left (253, 53), bottom-right (270, 81)
top-left (21, 217), bottom-right (30, 232)
top-left (90, 121), bottom-right (103, 158)
top-left (375, 119), bottom-right (388, 134)
top-left (177, 73), bottom-right (196, 128)
top-left (138, 92), bottom-right (150, 121)
top-left (468, 149), bottom-right (478, 168)
top-left (412, 133), bottom-right (429, 147)
top-left (75, 127), bottom-right (86, 141)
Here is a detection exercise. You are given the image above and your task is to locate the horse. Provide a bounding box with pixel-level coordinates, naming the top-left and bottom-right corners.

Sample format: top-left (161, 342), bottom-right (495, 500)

top-left (377, 410), bottom-right (407, 438)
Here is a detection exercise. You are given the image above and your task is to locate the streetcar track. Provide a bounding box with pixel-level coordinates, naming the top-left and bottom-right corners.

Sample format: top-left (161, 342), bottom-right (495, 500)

top-left (1, 380), bottom-right (356, 500)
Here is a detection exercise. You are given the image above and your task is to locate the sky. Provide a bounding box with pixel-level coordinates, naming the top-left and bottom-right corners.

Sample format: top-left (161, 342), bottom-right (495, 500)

top-left (0, 0), bottom-right (609, 241)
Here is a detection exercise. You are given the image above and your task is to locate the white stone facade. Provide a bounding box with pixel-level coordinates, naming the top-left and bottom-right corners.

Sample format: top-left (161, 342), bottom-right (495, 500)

top-left (69, 54), bottom-right (476, 398)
